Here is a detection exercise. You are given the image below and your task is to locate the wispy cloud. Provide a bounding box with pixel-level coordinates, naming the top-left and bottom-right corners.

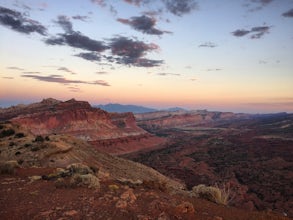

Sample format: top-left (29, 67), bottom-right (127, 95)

top-left (0, 6), bottom-right (47, 35)
top-left (243, 0), bottom-right (274, 12)
top-left (198, 42), bottom-right (217, 48)
top-left (117, 15), bottom-right (171, 35)
top-left (7, 66), bottom-right (24, 71)
top-left (72, 15), bottom-right (90, 22)
top-left (156, 72), bottom-right (181, 76)
top-left (96, 71), bottom-right (108, 74)
top-left (232, 26), bottom-right (271, 39)
top-left (57, 67), bottom-right (76, 75)
top-left (22, 74), bottom-right (110, 86)
top-left (282, 9), bottom-right (293, 18)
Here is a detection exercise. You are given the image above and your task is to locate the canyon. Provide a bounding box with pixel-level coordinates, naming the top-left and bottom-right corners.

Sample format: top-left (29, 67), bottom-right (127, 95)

top-left (0, 98), bottom-right (292, 219)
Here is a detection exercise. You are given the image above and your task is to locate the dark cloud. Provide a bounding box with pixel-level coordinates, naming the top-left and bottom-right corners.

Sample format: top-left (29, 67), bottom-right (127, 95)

top-left (0, 6), bottom-right (47, 35)
top-left (22, 74), bottom-right (110, 86)
top-left (109, 36), bottom-right (163, 67)
top-left (157, 72), bottom-right (180, 76)
top-left (282, 9), bottom-right (293, 18)
top-left (7, 66), bottom-right (24, 71)
top-left (45, 32), bottom-right (108, 52)
top-left (117, 15), bottom-right (171, 35)
top-left (232, 26), bottom-right (270, 39)
top-left (75, 52), bottom-right (101, 61)
top-left (162, 0), bottom-right (198, 16)
top-left (55, 15), bottom-right (73, 33)
top-left (72, 15), bottom-right (90, 22)
top-left (232, 29), bottom-right (251, 37)
top-left (198, 42), bottom-right (217, 48)
top-left (57, 67), bottom-right (76, 74)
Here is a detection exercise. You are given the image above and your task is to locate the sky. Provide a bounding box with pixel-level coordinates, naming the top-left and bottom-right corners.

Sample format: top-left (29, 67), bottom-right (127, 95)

top-left (0, 0), bottom-right (292, 113)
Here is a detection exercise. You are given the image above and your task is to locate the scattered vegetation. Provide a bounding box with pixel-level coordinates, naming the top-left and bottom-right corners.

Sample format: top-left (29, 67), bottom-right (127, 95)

top-left (15, 132), bottom-right (25, 138)
top-left (70, 173), bottom-right (100, 189)
top-left (34, 135), bottom-right (44, 142)
top-left (0, 128), bottom-right (15, 138)
top-left (191, 184), bottom-right (233, 205)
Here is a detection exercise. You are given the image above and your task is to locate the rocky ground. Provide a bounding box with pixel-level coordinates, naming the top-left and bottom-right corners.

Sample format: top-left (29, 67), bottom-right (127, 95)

top-left (0, 167), bottom-right (290, 220)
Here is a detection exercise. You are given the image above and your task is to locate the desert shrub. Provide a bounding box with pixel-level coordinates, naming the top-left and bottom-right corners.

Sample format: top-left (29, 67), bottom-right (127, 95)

top-left (17, 159), bottom-right (24, 165)
top-left (66, 163), bottom-right (93, 175)
top-left (0, 124), bottom-right (4, 130)
top-left (15, 133), bottom-right (25, 138)
top-left (0, 128), bottom-right (15, 138)
top-left (15, 151), bottom-right (21, 156)
top-left (24, 143), bottom-right (32, 148)
top-left (0, 160), bottom-right (19, 174)
top-left (9, 142), bottom-right (15, 147)
top-left (70, 173), bottom-right (100, 189)
top-left (192, 184), bottom-right (232, 205)
top-left (34, 135), bottom-right (44, 142)
top-left (45, 136), bottom-right (50, 141)
top-left (142, 180), bottom-right (167, 192)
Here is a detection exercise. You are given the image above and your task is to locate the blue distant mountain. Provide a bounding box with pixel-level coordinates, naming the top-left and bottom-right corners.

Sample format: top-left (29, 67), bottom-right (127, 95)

top-left (94, 103), bottom-right (157, 113)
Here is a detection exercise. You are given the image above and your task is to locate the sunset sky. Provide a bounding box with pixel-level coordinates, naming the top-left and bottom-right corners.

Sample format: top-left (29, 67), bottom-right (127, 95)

top-left (0, 0), bottom-right (292, 113)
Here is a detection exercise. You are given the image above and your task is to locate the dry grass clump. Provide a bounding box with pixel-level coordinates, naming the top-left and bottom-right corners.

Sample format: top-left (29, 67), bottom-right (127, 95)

top-left (66, 163), bottom-right (94, 175)
top-left (70, 173), bottom-right (100, 189)
top-left (192, 184), bottom-right (233, 205)
top-left (0, 160), bottom-right (19, 174)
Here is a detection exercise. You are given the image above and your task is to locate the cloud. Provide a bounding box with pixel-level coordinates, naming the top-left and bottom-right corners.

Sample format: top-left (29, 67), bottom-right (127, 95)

top-left (232, 26), bottom-right (271, 39)
top-left (157, 72), bottom-right (180, 76)
top-left (75, 52), bottom-right (101, 61)
top-left (244, 0), bottom-right (274, 12)
top-left (55, 15), bottom-right (73, 33)
top-left (68, 86), bottom-right (81, 92)
top-left (0, 6), bottom-right (47, 35)
top-left (231, 29), bottom-right (251, 37)
top-left (7, 66), bottom-right (24, 71)
top-left (282, 9), bottom-right (293, 18)
top-left (109, 36), bottom-right (163, 67)
top-left (198, 42), bottom-right (217, 48)
top-left (22, 71), bottom-right (41, 74)
top-left (22, 74), bottom-right (110, 86)
top-left (45, 32), bottom-right (108, 52)
top-left (2, 77), bottom-right (14, 79)
top-left (57, 67), bottom-right (76, 74)
top-left (72, 15), bottom-right (90, 22)
top-left (96, 71), bottom-right (108, 74)
top-left (206, 68), bottom-right (222, 71)
top-left (162, 0), bottom-right (198, 16)
top-left (117, 15), bottom-right (171, 35)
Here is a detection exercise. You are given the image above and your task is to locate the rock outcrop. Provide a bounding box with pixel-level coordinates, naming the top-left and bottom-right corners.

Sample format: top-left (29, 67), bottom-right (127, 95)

top-left (0, 98), bottom-right (146, 140)
top-left (135, 110), bottom-right (250, 130)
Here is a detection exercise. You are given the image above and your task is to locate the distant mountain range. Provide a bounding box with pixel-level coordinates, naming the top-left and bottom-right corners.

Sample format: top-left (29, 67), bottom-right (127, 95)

top-left (94, 103), bottom-right (187, 114)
